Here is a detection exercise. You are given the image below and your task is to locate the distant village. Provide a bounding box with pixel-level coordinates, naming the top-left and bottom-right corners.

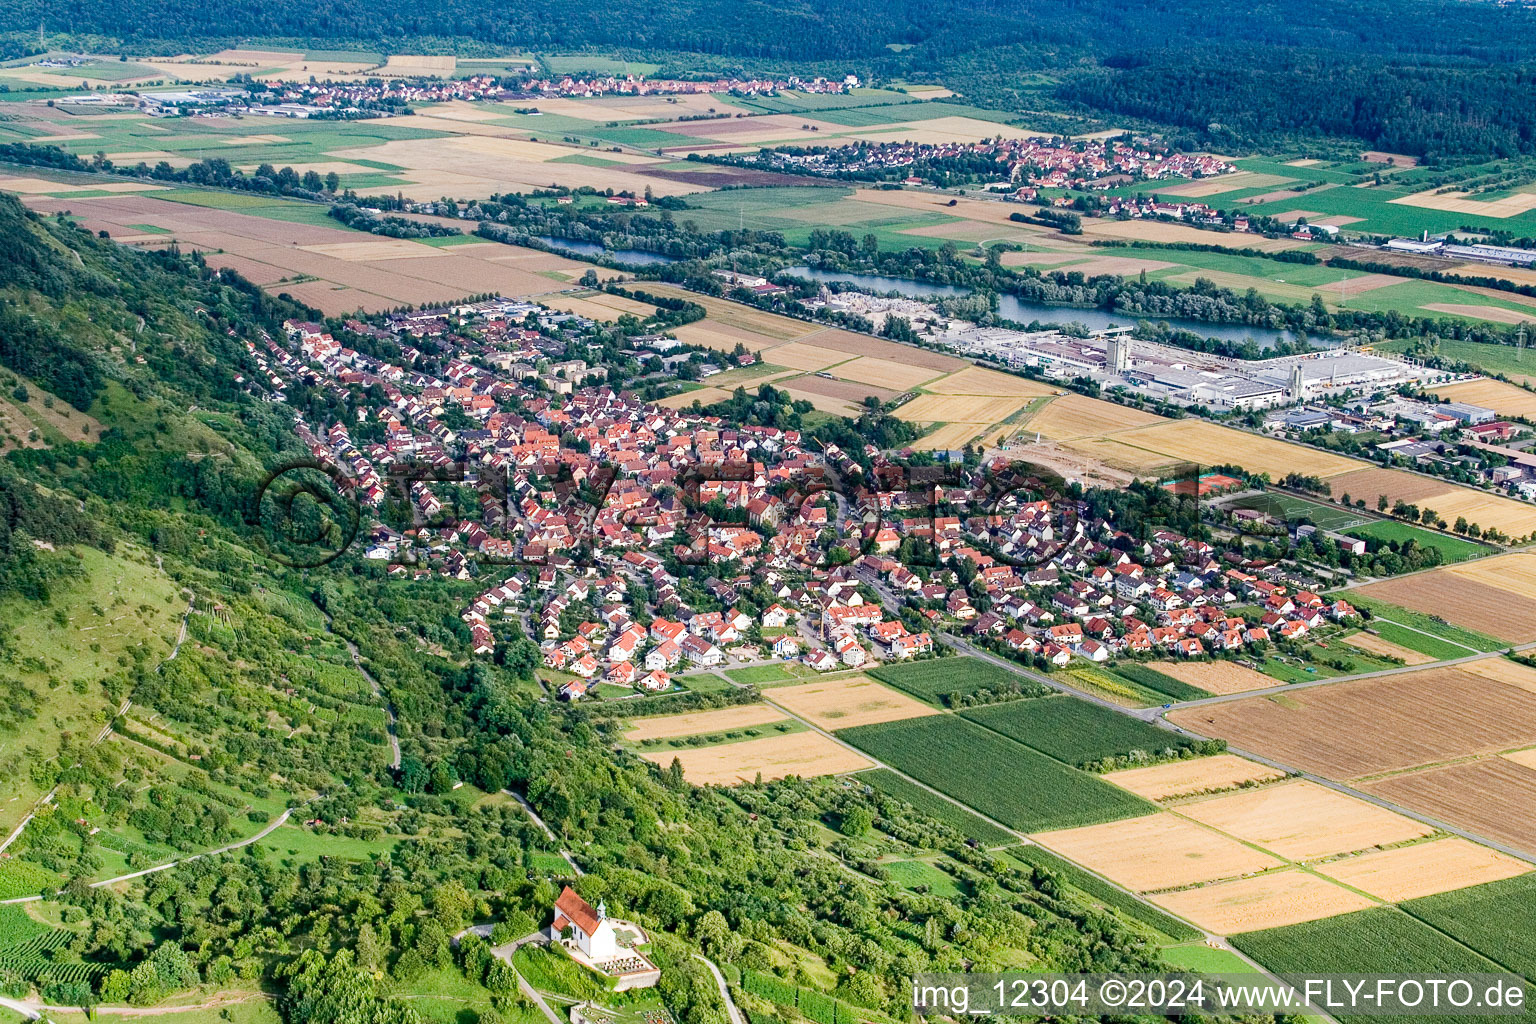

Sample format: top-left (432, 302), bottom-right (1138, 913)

top-left (51, 72), bottom-right (863, 120)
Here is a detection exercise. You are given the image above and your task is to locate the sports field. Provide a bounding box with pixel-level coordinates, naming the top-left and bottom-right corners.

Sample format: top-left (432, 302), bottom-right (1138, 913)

top-left (1225, 491), bottom-right (1370, 531)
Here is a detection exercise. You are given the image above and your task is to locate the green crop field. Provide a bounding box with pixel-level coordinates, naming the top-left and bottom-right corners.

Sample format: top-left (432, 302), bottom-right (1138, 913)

top-left (1006, 846), bottom-right (1201, 942)
top-left (539, 55), bottom-right (662, 76)
top-left (867, 657), bottom-right (1046, 706)
top-left (1344, 520), bottom-right (1490, 562)
top-left (1233, 908), bottom-right (1528, 1024)
top-left (961, 695), bottom-right (1204, 767)
top-left (1404, 874), bottom-right (1536, 982)
top-left (0, 906), bottom-right (49, 949)
top-left (838, 716), bottom-right (1152, 832)
top-left (1375, 337), bottom-right (1536, 380)
top-left (858, 768), bottom-right (1016, 845)
top-left (1107, 663), bottom-right (1210, 702)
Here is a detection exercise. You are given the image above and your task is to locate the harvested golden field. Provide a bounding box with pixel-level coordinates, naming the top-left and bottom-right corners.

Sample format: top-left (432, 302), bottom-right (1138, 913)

top-left (1415, 487), bottom-right (1536, 539)
top-left (1176, 780), bottom-right (1435, 860)
top-left (1431, 378), bottom-right (1536, 420)
top-left (897, 393), bottom-right (1033, 425)
top-left (797, 327), bottom-right (967, 370)
top-left (1360, 758), bottom-right (1536, 854)
top-left (1117, 420), bottom-right (1362, 479)
top-left (300, 239), bottom-right (441, 261)
top-left (1150, 870), bottom-right (1376, 934)
top-left (779, 388), bottom-right (862, 417)
top-left (765, 676), bottom-right (939, 730)
top-left (624, 704), bottom-right (791, 742)
top-left (1352, 573), bottom-right (1536, 643)
top-left (851, 188), bottom-right (1052, 228)
top-left (1032, 813), bottom-right (1284, 892)
top-left (1327, 466), bottom-right (1453, 505)
top-left (1457, 655), bottom-right (1536, 695)
top-left (1058, 435), bottom-right (1188, 476)
top-left (1422, 303), bottom-right (1533, 325)
top-left (1082, 218), bottom-right (1307, 251)
top-left (0, 175), bottom-right (165, 195)
top-left (1504, 748), bottom-right (1536, 770)
top-left (1340, 630), bottom-right (1434, 666)
top-left (1159, 171), bottom-right (1296, 197)
top-left (912, 421), bottom-right (996, 450)
top-left (1444, 551), bottom-right (1536, 600)
top-left (641, 731), bottom-right (872, 785)
top-left (644, 285), bottom-right (821, 340)
top-left (1168, 667), bottom-right (1536, 779)
top-left (785, 375), bottom-right (897, 405)
top-left (538, 292), bottom-right (659, 322)
top-left (670, 321), bottom-right (783, 354)
top-left (1104, 755), bottom-right (1287, 802)
top-left (1020, 393), bottom-right (1163, 441)
top-left (1390, 189), bottom-right (1536, 218)
top-left (1315, 837), bottom-right (1531, 902)
top-left (1146, 660), bottom-right (1277, 695)
top-left (656, 386), bottom-right (733, 409)
top-left (831, 356), bottom-right (947, 391)
top-left (753, 342), bottom-right (850, 372)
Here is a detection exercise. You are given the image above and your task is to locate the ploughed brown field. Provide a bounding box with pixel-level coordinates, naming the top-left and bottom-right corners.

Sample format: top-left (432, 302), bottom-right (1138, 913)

top-left (1352, 572), bottom-right (1536, 644)
top-left (1167, 666), bottom-right (1536, 779)
top-left (1359, 758), bottom-right (1536, 855)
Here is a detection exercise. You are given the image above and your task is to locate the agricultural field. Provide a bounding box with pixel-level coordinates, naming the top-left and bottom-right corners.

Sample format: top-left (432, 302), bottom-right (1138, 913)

top-left (1005, 845), bottom-right (1204, 942)
top-left (1140, 660), bottom-right (1275, 696)
top-left (1168, 662), bottom-right (1536, 780)
top-left (1404, 873), bottom-right (1536, 981)
top-left (837, 715), bottom-right (1153, 832)
top-left (1103, 663), bottom-right (1211, 702)
top-left (1316, 837), bottom-right (1531, 902)
top-left (1376, 336), bottom-right (1536, 384)
top-left (865, 657), bottom-right (1041, 706)
top-left (621, 704), bottom-right (790, 743)
top-left (1233, 908), bottom-right (1521, 1023)
top-left (1352, 554), bottom-right (1536, 643)
top-left (1338, 629), bottom-right (1435, 665)
top-left (1174, 780), bottom-right (1435, 860)
top-left (639, 730), bottom-right (872, 785)
top-left (857, 768), bottom-right (1016, 846)
top-left (15, 190), bottom-right (600, 315)
top-left (1430, 377), bottom-right (1536, 421)
top-left (1360, 757), bottom-right (1536, 854)
top-left (764, 675), bottom-right (939, 730)
top-left (961, 695), bottom-right (1202, 766)
top-left (1342, 592), bottom-right (1509, 653)
top-left (1102, 754), bottom-right (1287, 802)
top-left (1032, 813), bottom-right (1285, 892)
top-left (1151, 870), bottom-right (1377, 935)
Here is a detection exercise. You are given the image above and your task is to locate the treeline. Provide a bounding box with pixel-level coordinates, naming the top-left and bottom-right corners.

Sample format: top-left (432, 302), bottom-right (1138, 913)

top-left (329, 203), bottom-right (462, 238)
top-left (1059, 51), bottom-right (1536, 160)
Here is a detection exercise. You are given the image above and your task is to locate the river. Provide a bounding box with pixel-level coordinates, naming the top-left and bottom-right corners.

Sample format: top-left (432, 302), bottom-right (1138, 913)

top-left (533, 236), bottom-right (677, 265)
top-left (779, 266), bottom-right (1334, 350)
